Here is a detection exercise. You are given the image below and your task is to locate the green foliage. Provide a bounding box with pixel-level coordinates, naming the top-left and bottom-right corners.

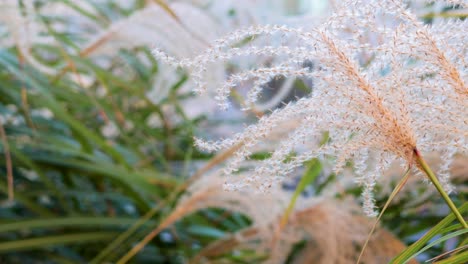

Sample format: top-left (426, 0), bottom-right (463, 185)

top-left (390, 203), bottom-right (468, 264)
top-left (0, 2), bottom-right (207, 262)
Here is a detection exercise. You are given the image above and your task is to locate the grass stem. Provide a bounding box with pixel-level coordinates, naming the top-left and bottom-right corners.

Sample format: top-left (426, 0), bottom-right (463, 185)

top-left (357, 166), bottom-right (412, 264)
top-left (413, 149), bottom-right (467, 229)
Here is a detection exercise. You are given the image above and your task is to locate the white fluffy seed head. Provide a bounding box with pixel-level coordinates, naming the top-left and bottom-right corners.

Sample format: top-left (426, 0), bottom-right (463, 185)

top-left (153, 0), bottom-right (467, 216)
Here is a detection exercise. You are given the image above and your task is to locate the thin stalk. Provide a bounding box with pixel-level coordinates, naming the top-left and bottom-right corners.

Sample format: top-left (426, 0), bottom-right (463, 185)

top-left (427, 245), bottom-right (468, 263)
top-left (413, 149), bottom-right (467, 228)
top-left (0, 123), bottom-right (14, 201)
top-left (357, 166), bottom-right (412, 264)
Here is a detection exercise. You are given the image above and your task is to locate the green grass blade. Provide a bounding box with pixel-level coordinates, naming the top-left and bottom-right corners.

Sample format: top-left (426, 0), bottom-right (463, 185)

top-left (280, 158), bottom-right (322, 227)
top-left (0, 181), bottom-right (54, 217)
top-left (390, 202), bottom-right (468, 264)
top-left (405, 229), bottom-right (468, 263)
top-left (434, 249), bottom-right (468, 264)
top-left (0, 232), bottom-right (117, 253)
top-left (0, 217), bottom-right (156, 233)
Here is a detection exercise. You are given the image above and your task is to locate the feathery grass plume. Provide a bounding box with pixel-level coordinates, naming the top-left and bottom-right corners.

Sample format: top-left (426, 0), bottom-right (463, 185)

top-left (82, 0), bottom-right (308, 117)
top-left (279, 201), bottom-right (419, 264)
top-left (159, 172), bottom-right (288, 228)
top-left (0, 0), bottom-right (57, 74)
top-left (380, 1), bottom-right (467, 194)
top-left (82, 1), bottom-right (227, 114)
top-left (291, 228), bottom-right (418, 264)
top-left (194, 198), bottom-right (418, 264)
top-left (153, 0), bottom-right (467, 220)
top-left (116, 171), bottom-right (290, 263)
top-left (0, 1), bottom-right (224, 91)
top-left (0, 0), bottom-right (230, 123)
top-left (0, 0), bottom-right (319, 117)
top-left (119, 171), bottom-right (414, 264)
top-left (82, 2), bottom-right (221, 57)
top-left (0, 0), bottom-right (99, 74)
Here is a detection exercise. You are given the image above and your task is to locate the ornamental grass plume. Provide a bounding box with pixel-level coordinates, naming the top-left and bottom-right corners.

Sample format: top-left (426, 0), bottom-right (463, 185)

top-left (181, 175), bottom-right (419, 264)
top-left (116, 172), bottom-right (290, 264)
top-left (119, 172), bottom-right (416, 264)
top-left (195, 200), bottom-right (419, 264)
top-left (153, 0), bottom-right (467, 227)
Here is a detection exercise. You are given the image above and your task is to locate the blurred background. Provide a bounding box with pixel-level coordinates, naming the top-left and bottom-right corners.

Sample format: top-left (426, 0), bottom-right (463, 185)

top-left (0, 0), bottom-right (466, 263)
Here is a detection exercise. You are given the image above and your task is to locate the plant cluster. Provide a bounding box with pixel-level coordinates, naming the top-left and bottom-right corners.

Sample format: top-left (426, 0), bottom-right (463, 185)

top-left (0, 0), bottom-right (466, 263)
